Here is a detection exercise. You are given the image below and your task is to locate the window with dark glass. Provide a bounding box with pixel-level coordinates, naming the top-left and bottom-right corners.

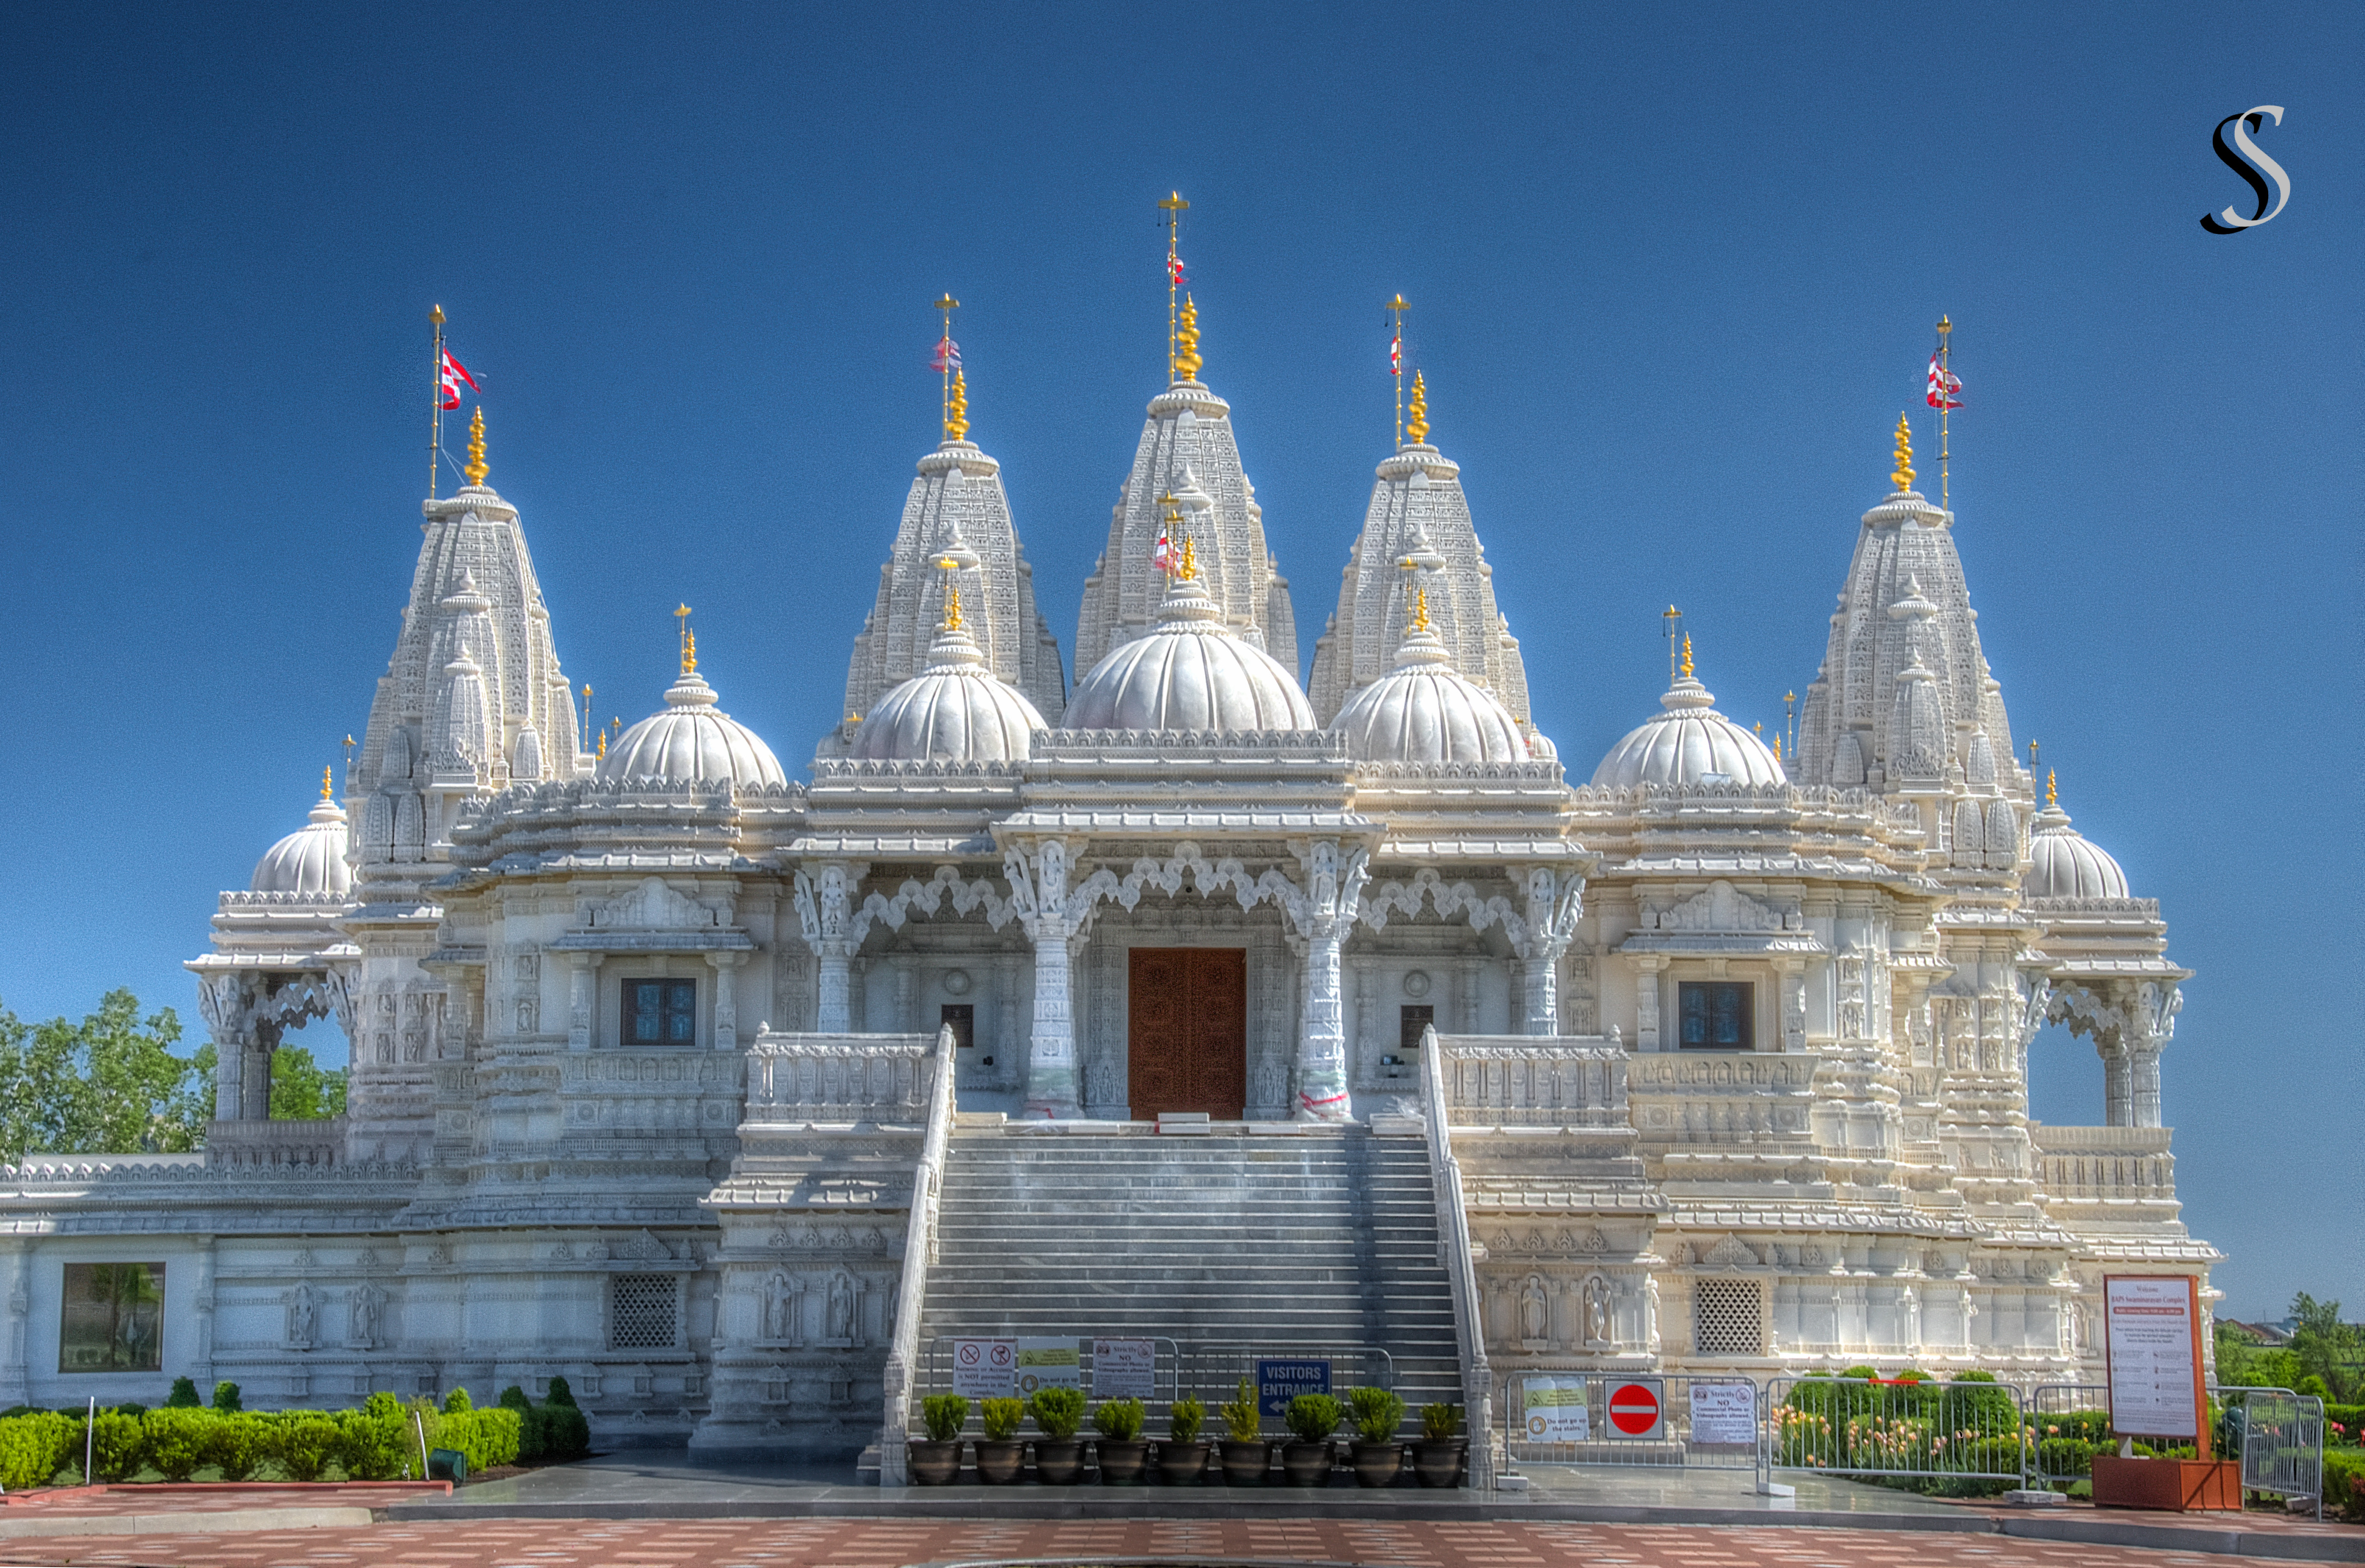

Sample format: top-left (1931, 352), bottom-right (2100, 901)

top-left (1400, 1005), bottom-right (1436, 1054)
top-left (1678, 981), bottom-right (1753, 1050)
top-left (624, 978), bottom-right (696, 1045)
top-left (940, 1004), bottom-right (975, 1050)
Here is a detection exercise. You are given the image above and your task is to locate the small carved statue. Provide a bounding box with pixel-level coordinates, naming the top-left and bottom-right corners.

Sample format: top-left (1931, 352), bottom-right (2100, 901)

top-left (825, 1270), bottom-right (856, 1341)
top-left (1520, 1275), bottom-right (1550, 1342)
top-left (1582, 1275), bottom-right (1614, 1346)
top-left (286, 1282), bottom-right (316, 1348)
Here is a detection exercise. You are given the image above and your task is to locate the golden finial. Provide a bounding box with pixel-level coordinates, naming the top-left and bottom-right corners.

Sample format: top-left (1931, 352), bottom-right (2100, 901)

top-left (596, 730), bottom-right (607, 760)
top-left (1406, 371), bottom-right (1429, 445)
top-left (1891, 412), bottom-right (1914, 493)
top-left (2046, 768), bottom-right (2058, 806)
top-left (464, 404), bottom-right (488, 488)
top-left (1411, 584), bottom-right (1432, 631)
top-left (943, 584), bottom-right (964, 631)
top-left (945, 369), bottom-right (969, 443)
top-left (1173, 294), bottom-right (1203, 382)
top-left (1178, 534), bottom-right (1198, 581)
top-left (674, 603), bottom-right (695, 674)
top-left (1773, 733), bottom-right (1784, 761)
top-left (320, 765), bottom-right (335, 799)
top-left (1680, 633), bottom-right (1695, 680)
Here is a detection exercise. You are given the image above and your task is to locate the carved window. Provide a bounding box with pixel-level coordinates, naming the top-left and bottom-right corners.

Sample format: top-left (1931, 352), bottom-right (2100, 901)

top-left (939, 1004), bottom-right (975, 1050)
top-left (623, 979), bottom-right (696, 1046)
top-left (1679, 982), bottom-right (1753, 1050)
top-left (610, 1273), bottom-right (678, 1350)
top-left (1693, 1279), bottom-right (1763, 1356)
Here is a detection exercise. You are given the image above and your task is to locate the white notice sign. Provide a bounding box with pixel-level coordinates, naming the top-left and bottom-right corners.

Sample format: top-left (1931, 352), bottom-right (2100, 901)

top-left (950, 1337), bottom-right (1016, 1399)
top-left (2105, 1275), bottom-right (2202, 1439)
top-left (1522, 1377), bottom-right (1590, 1442)
top-left (1688, 1381), bottom-right (1756, 1446)
top-left (1014, 1336), bottom-right (1083, 1394)
top-left (1092, 1338), bottom-right (1155, 1400)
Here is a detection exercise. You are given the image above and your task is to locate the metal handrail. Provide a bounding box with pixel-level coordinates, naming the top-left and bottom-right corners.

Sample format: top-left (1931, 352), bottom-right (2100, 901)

top-left (875, 1021), bottom-right (957, 1486)
top-left (1421, 1025), bottom-right (1493, 1488)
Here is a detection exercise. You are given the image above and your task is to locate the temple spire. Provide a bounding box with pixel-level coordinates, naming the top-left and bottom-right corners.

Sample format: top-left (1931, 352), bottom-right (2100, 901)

top-left (946, 369), bottom-right (969, 443)
top-left (1891, 412), bottom-right (1914, 494)
top-left (1406, 371), bottom-right (1429, 445)
top-left (674, 603), bottom-right (695, 675)
top-left (463, 404), bottom-right (488, 488)
top-left (1174, 294), bottom-right (1203, 382)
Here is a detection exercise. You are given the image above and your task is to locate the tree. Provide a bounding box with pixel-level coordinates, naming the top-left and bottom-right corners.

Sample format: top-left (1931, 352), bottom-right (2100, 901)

top-left (2290, 1294), bottom-right (2365, 1405)
top-left (0, 990), bottom-right (210, 1158)
top-left (269, 1043), bottom-right (348, 1120)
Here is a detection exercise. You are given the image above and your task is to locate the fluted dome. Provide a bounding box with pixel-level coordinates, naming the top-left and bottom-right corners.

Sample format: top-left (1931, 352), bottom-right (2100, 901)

top-left (601, 669), bottom-right (787, 788)
top-left (1335, 623), bottom-right (1528, 765)
top-left (852, 621), bottom-right (1046, 763)
top-left (251, 789), bottom-right (353, 897)
top-left (1067, 570), bottom-right (1316, 732)
top-left (1591, 669), bottom-right (1786, 789)
top-left (2023, 802), bottom-right (2130, 900)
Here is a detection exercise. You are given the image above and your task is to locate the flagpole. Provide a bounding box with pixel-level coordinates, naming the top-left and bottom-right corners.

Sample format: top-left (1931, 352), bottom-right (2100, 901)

top-left (1386, 294), bottom-right (1409, 451)
top-left (934, 294), bottom-right (958, 442)
top-left (429, 305), bottom-right (446, 500)
top-left (1936, 315), bottom-right (1952, 515)
top-left (1159, 192), bottom-right (1188, 382)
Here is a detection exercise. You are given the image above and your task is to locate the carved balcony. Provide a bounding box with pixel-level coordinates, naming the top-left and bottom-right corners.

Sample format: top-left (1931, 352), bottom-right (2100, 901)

top-left (204, 1117), bottom-right (346, 1170)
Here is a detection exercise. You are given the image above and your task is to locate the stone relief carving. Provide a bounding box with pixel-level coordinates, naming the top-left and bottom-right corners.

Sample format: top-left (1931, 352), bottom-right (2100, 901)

top-left (284, 1282), bottom-right (317, 1350)
top-left (1648, 880), bottom-right (1793, 933)
top-left (1582, 1274), bottom-right (1613, 1346)
top-left (348, 1282), bottom-right (385, 1350)
top-left (585, 876), bottom-right (724, 932)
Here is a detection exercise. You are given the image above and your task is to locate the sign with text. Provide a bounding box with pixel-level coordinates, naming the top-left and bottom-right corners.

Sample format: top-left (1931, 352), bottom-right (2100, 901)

top-left (1606, 1378), bottom-right (1664, 1439)
top-left (1522, 1376), bottom-right (1591, 1441)
top-left (1092, 1337), bottom-right (1156, 1400)
top-left (949, 1337), bottom-right (1016, 1399)
top-left (1688, 1381), bottom-right (1756, 1446)
top-left (1014, 1337), bottom-right (1082, 1395)
top-left (2104, 1275), bottom-right (2205, 1441)
top-left (1256, 1357), bottom-right (1331, 1417)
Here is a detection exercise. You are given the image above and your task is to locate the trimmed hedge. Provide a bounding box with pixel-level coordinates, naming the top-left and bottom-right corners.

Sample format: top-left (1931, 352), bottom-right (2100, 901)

top-left (2325, 1447), bottom-right (2365, 1522)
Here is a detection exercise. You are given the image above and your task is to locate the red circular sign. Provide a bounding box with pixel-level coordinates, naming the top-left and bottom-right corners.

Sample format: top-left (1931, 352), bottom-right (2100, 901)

top-left (1607, 1382), bottom-right (1661, 1435)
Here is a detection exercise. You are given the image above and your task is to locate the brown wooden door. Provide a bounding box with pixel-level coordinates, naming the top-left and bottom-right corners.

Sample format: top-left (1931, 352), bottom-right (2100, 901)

top-left (1126, 947), bottom-right (1247, 1120)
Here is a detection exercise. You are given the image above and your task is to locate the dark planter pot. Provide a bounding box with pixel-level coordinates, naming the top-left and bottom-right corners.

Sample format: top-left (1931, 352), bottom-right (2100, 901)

top-left (1412, 1438), bottom-right (1463, 1488)
top-left (974, 1439), bottom-right (1025, 1485)
top-left (908, 1439), bottom-right (963, 1485)
top-left (1033, 1437), bottom-right (1085, 1484)
top-left (1352, 1439), bottom-right (1404, 1488)
top-left (1282, 1439), bottom-right (1335, 1486)
top-left (1096, 1438), bottom-right (1148, 1484)
top-left (1218, 1438), bottom-right (1271, 1485)
top-left (1159, 1439), bottom-right (1210, 1484)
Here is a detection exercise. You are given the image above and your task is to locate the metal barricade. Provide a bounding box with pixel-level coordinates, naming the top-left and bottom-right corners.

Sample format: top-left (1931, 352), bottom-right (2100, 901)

top-left (2026, 1382), bottom-right (2112, 1492)
top-left (1497, 1370), bottom-right (1762, 1472)
top-left (909, 1335), bottom-right (1182, 1413)
top-left (2222, 1386), bottom-right (2324, 1517)
top-left (1765, 1375), bottom-right (2029, 1488)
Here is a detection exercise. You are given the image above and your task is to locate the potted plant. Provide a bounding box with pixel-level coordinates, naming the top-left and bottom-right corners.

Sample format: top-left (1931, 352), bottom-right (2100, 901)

top-left (1414, 1402), bottom-right (1464, 1487)
top-left (1092, 1396), bottom-right (1148, 1484)
top-left (907, 1393), bottom-right (967, 1485)
top-left (975, 1397), bottom-right (1027, 1485)
top-left (1217, 1379), bottom-right (1269, 1485)
top-left (1345, 1386), bottom-right (1406, 1488)
top-left (1282, 1392), bottom-right (1343, 1486)
top-left (1161, 1395), bottom-right (1210, 1485)
top-left (1028, 1386), bottom-right (1087, 1483)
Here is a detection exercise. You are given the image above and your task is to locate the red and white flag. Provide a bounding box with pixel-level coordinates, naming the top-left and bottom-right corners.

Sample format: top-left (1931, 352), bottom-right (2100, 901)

top-left (440, 348), bottom-right (479, 411)
top-left (1925, 352), bottom-right (1961, 410)
top-left (1390, 332), bottom-right (1402, 377)
top-left (1151, 518), bottom-right (1176, 575)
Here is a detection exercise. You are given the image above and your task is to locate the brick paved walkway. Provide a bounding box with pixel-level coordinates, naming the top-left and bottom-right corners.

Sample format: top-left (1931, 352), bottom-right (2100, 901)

top-left (0, 1517), bottom-right (2334, 1568)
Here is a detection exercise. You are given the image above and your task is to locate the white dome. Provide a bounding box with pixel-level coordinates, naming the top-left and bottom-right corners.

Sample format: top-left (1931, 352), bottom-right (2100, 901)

top-left (601, 670), bottom-right (787, 788)
top-left (2023, 803), bottom-right (2129, 900)
top-left (852, 623), bottom-right (1046, 763)
top-left (1335, 625), bottom-right (1528, 765)
top-left (251, 790), bottom-right (352, 897)
top-left (1067, 572), bottom-right (1315, 732)
top-left (1591, 673), bottom-right (1786, 789)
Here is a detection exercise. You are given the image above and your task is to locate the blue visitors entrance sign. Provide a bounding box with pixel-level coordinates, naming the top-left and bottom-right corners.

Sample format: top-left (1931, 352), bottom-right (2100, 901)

top-left (1256, 1357), bottom-right (1331, 1417)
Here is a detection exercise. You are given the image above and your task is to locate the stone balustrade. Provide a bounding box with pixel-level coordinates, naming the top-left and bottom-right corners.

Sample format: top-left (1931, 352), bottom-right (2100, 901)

top-left (1435, 1034), bottom-right (1628, 1128)
top-left (2030, 1123), bottom-right (2176, 1205)
top-left (742, 1030), bottom-right (941, 1123)
top-left (204, 1117), bottom-right (346, 1170)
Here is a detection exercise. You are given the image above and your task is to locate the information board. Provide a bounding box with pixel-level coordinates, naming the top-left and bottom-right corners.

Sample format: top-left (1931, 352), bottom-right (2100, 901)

top-left (949, 1337), bottom-right (1016, 1398)
top-left (1014, 1337), bottom-right (1082, 1394)
top-left (1256, 1357), bottom-right (1331, 1417)
top-left (2104, 1275), bottom-right (2205, 1442)
top-left (1688, 1380), bottom-right (1756, 1446)
top-left (1092, 1337), bottom-right (1156, 1400)
top-left (1521, 1376), bottom-right (1591, 1441)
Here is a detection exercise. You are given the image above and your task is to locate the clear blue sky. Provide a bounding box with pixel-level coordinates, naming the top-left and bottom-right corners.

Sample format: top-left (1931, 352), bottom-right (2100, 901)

top-left (0, 2), bottom-right (2355, 1318)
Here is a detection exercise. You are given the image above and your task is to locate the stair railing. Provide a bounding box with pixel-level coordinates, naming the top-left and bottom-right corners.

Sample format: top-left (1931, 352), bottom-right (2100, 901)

top-left (876, 1021), bottom-right (958, 1487)
top-left (1418, 1023), bottom-right (1494, 1489)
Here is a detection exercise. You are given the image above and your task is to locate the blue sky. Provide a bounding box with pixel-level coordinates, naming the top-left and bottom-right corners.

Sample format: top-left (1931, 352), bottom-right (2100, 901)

top-left (0, 1), bottom-right (2355, 1317)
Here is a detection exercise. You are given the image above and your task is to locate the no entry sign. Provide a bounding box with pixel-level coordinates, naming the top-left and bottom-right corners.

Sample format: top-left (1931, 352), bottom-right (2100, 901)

top-left (1607, 1378), bottom-right (1663, 1439)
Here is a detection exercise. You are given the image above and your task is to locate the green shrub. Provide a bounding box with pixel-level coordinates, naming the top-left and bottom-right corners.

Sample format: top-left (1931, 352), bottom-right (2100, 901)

top-left (921, 1393), bottom-right (969, 1442)
top-left (143, 1407), bottom-right (211, 1481)
top-left (428, 1408), bottom-right (521, 1473)
top-left (335, 1393), bottom-right (413, 1480)
top-left (1217, 1379), bottom-right (1261, 1443)
top-left (443, 1388), bottom-right (473, 1414)
top-left (164, 1377), bottom-right (201, 1409)
top-left (1421, 1402), bottom-right (1461, 1441)
top-left (1346, 1387), bottom-right (1404, 1444)
top-left (979, 1397), bottom-right (1024, 1442)
top-left (211, 1381), bottom-right (242, 1412)
top-left (542, 1403), bottom-right (590, 1459)
top-left (1091, 1397), bottom-right (1144, 1442)
top-left (2324, 1448), bottom-right (2365, 1522)
top-left (275, 1412), bottom-right (342, 1482)
top-left (89, 1409), bottom-right (144, 1483)
top-left (1028, 1386), bottom-right (1085, 1440)
top-left (0, 1412), bottom-right (79, 1490)
top-left (1168, 1396), bottom-right (1204, 1444)
top-left (543, 1376), bottom-right (577, 1407)
top-left (1284, 1393), bottom-right (1341, 1443)
top-left (499, 1385), bottom-right (531, 1410)
top-left (206, 1412), bottom-right (264, 1482)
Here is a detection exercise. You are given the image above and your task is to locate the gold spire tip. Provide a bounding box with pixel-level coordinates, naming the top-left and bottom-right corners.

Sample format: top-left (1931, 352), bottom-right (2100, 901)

top-left (463, 404), bottom-right (488, 488)
top-left (943, 583), bottom-right (964, 632)
top-left (2046, 768), bottom-right (2058, 806)
top-left (1680, 633), bottom-right (1695, 680)
top-left (945, 368), bottom-right (969, 442)
top-left (1173, 294), bottom-right (1203, 382)
top-left (1178, 535), bottom-right (1198, 581)
top-left (596, 731), bottom-right (606, 759)
top-left (1891, 412), bottom-right (1914, 492)
top-left (320, 765), bottom-right (334, 799)
top-left (1411, 585), bottom-right (1431, 631)
top-left (431, 304), bottom-right (445, 326)
top-left (1406, 371), bottom-right (1430, 445)
top-left (1159, 191), bottom-right (1189, 212)
top-left (674, 603), bottom-right (695, 675)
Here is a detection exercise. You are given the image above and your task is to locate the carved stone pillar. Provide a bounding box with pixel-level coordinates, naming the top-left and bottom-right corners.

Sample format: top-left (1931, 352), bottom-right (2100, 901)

top-left (815, 943), bottom-right (853, 1032)
top-left (1006, 840), bottom-right (1081, 1119)
top-left (2101, 1041), bottom-right (2133, 1128)
top-left (1515, 866), bottom-right (1583, 1037)
top-left (242, 1020), bottom-right (280, 1120)
top-left (1632, 956), bottom-right (1667, 1051)
top-left (793, 861), bottom-right (865, 1034)
top-left (0, 1243), bottom-right (28, 1407)
top-left (1290, 840), bottom-right (1369, 1121)
top-left (1777, 960), bottom-right (1808, 1054)
top-left (567, 954), bottom-right (597, 1050)
top-left (2129, 1047), bottom-right (2164, 1129)
top-left (707, 952), bottom-right (746, 1051)
top-left (893, 965), bottom-right (915, 1033)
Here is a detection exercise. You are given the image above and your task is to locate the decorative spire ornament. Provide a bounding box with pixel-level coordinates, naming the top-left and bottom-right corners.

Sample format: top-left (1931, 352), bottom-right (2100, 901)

top-left (942, 583), bottom-right (964, 632)
top-left (2046, 767), bottom-right (2058, 806)
top-left (946, 369), bottom-right (969, 443)
top-left (1178, 534), bottom-right (1198, 582)
top-left (1406, 371), bottom-right (1430, 445)
top-left (674, 603), bottom-right (695, 674)
top-left (463, 403), bottom-right (489, 488)
top-left (1411, 584), bottom-right (1432, 632)
top-left (1681, 632), bottom-right (1695, 681)
top-left (1891, 412), bottom-right (1914, 493)
top-left (1173, 294), bottom-right (1203, 382)
top-left (320, 765), bottom-right (335, 800)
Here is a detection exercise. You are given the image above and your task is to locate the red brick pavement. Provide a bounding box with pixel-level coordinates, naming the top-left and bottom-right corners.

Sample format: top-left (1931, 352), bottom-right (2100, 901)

top-left (0, 1517), bottom-right (2334, 1568)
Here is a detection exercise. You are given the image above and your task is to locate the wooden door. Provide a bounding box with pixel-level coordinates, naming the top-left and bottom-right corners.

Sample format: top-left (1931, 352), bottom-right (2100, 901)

top-left (1126, 947), bottom-right (1247, 1119)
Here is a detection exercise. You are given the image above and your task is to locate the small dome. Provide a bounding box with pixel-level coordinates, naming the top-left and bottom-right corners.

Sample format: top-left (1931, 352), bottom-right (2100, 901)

top-left (852, 623), bottom-right (1045, 763)
top-left (2023, 802), bottom-right (2130, 900)
top-left (251, 789), bottom-right (352, 897)
top-left (1591, 670), bottom-right (1785, 790)
top-left (1067, 570), bottom-right (1315, 732)
top-left (601, 670), bottom-right (787, 788)
top-left (1335, 624), bottom-right (1528, 766)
